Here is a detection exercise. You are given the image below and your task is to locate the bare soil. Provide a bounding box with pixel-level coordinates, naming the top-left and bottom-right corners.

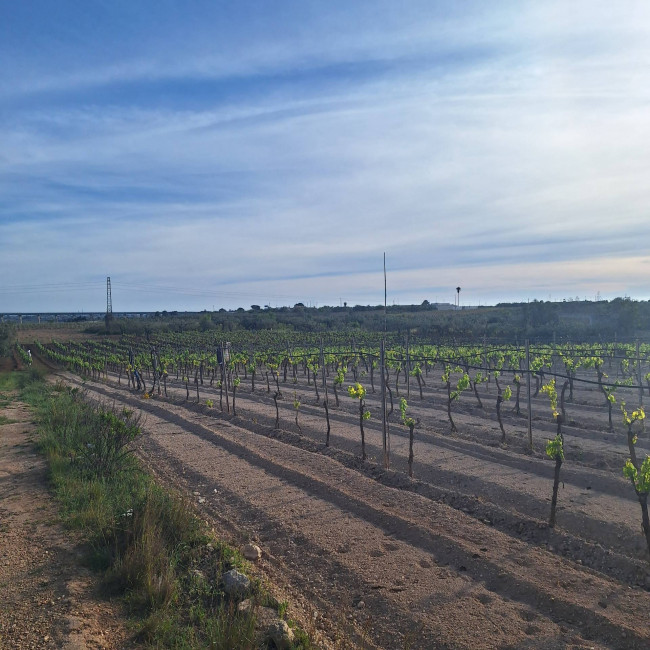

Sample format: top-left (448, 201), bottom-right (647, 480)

top-left (15, 328), bottom-right (99, 345)
top-left (0, 388), bottom-right (131, 649)
top-left (53, 363), bottom-right (650, 650)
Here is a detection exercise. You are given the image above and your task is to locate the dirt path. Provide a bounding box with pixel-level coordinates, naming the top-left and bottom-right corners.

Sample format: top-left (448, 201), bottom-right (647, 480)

top-left (62, 372), bottom-right (650, 650)
top-left (0, 388), bottom-right (130, 649)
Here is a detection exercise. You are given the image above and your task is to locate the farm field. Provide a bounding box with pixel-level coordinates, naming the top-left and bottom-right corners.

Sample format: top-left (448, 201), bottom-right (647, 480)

top-left (28, 335), bottom-right (650, 648)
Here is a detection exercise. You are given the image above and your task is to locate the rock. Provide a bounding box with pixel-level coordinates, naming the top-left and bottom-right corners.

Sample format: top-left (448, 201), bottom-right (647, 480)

top-left (256, 606), bottom-right (279, 630)
top-left (222, 569), bottom-right (251, 598)
top-left (238, 598), bottom-right (253, 614)
top-left (243, 543), bottom-right (262, 561)
top-left (198, 497), bottom-right (206, 504)
top-left (268, 620), bottom-right (294, 649)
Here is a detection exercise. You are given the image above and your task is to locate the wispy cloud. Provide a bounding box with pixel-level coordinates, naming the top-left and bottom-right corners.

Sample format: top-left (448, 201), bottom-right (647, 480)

top-left (1, 1), bottom-right (650, 311)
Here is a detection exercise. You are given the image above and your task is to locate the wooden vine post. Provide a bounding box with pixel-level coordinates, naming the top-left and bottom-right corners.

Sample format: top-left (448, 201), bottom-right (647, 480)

top-left (406, 333), bottom-right (410, 399)
top-left (320, 338), bottom-right (331, 446)
top-left (219, 342), bottom-right (230, 414)
top-left (637, 340), bottom-right (645, 431)
top-left (381, 339), bottom-right (389, 469)
top-left (526, 339), bottom-right (533, 450)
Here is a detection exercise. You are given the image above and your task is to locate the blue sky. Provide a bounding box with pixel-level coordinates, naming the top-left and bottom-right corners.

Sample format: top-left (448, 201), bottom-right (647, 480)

top-left (2, 1), bottom-right (650, 312)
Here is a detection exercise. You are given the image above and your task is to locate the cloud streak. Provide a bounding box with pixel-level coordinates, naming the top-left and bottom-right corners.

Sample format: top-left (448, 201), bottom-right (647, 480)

top-left (1, 1), bottom-right (650, 311)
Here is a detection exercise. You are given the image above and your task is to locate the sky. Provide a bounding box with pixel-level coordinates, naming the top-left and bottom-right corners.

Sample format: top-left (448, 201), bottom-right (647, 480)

top-left (2, 1), bottom-right (650, 312)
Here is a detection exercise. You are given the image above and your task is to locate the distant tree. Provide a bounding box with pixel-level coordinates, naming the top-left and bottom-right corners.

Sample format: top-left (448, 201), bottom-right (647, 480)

top-left (612, 298), bottom-right (638, 336)
top-left (198, 314), bottom-right (214, 331)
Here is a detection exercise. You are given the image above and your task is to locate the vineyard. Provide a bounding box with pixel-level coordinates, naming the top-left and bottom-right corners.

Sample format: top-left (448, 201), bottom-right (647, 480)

top-left (27, 332), bottom-right (650, 648)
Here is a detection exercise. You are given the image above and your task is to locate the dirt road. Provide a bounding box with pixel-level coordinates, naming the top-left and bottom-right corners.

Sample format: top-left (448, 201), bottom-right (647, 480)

top-left (0, 388), bottom-right (129, 649)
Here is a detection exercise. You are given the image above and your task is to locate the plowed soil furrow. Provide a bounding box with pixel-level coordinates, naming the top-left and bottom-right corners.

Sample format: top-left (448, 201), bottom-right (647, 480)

top-left (133, 376), bottom-right (647, 555)
top-left (307, 374), bottom-right (650, 458)
top-left (221, 394), bottom-right (644, 559)
top-left (60, 373), bottom-right (650, 650)
top-left (73, 367), bottom-right (650, 577)
top-left (149, 371), bottom-right (650, 456)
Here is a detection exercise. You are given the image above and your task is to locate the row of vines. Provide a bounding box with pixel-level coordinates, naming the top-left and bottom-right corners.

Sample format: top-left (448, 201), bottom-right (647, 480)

top-left (28, 332), bottom-right (650, 559)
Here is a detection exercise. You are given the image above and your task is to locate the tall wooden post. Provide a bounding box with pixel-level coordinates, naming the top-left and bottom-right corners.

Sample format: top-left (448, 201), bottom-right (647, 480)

top-left (636, 340), bottom-right (643, 405)
top-left (526, 339), bottom-right (533, 450)
top-left (381, 339), bottom-right (389, 469)
top-left (406, 333), bottom-right (410, 399)
top-left (484, 336), bottom-right (489, 390)
top-left (221, 341), bottom-right (230, 413)
top-left (320, 338), bottom-right (327, 395)
top-left (637, 340), bottom-right (644, 431)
